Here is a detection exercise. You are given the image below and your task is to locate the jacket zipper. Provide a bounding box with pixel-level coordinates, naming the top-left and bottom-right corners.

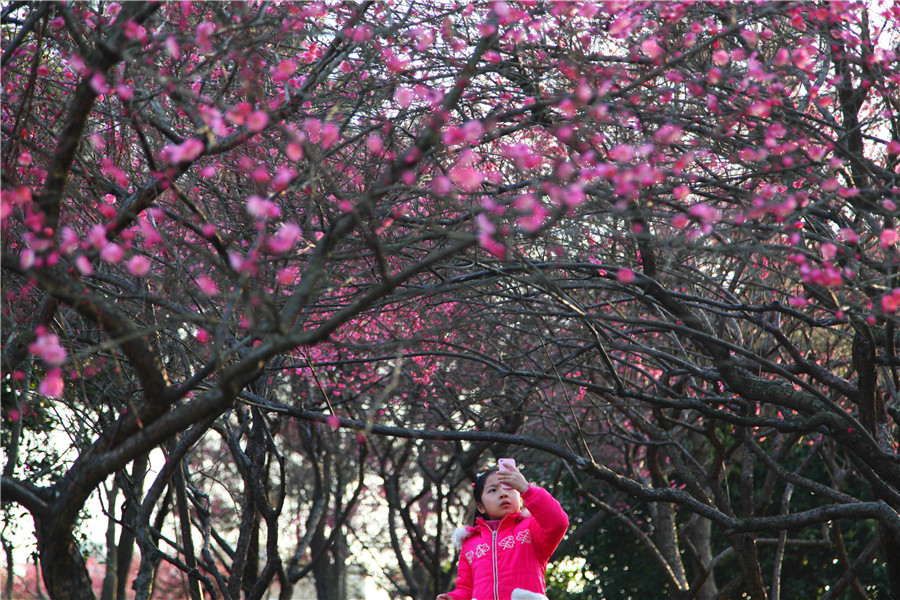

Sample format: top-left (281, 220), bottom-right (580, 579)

top-left (491, 528), bottom-right (499, 600)
top-left (481, 512), bottom-right (515, 600)
top-left (492, 513), bottom-right (512, 600)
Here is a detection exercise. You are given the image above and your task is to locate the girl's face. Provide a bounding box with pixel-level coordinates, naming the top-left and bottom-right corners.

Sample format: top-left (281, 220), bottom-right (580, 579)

top-left (476, 472), bottom-right (522, 520)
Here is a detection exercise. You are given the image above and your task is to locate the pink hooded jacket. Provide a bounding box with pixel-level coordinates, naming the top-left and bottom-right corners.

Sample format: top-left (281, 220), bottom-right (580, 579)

top-left (444, 485), bottom-right (569, 600)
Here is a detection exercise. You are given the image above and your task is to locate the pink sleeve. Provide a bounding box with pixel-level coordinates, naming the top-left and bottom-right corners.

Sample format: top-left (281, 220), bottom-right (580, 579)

top-left (445, 548), bottom-right (473, 600)
top-left (521, 485), bottom-right (569, 562)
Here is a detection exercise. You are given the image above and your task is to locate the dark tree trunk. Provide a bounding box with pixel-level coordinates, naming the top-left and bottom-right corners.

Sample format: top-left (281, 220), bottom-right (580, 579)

top-left (36, 519), bottom-right (96, 600)
top-left (879, 525), bottom-right (900, 596)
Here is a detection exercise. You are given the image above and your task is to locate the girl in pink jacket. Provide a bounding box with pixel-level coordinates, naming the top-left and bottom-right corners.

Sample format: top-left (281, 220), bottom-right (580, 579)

top-left (436, 462), bottom-right (569, 600)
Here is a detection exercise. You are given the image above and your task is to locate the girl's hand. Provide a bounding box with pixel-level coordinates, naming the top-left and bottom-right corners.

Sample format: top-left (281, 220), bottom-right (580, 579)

top-left (496, 464), bottom-right (530, 494)
top-left (436, 595), bottom-right (453, 600)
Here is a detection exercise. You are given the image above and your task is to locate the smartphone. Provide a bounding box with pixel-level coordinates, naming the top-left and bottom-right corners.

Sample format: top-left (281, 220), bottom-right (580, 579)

top-left (498, 458), bottom-right (516, 489)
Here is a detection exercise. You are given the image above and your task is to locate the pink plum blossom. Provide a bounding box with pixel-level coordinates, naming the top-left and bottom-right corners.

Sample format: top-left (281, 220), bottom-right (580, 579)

top-left (773, 47), bottom-right (790, 66)
top-left (689, 203), bottom-right (721, 223)
top-left (883, 289), bottom-right (900, 314)
top-left (127, 255), bottom-right (151, 276)
top-left (476, 214), bottom-right (506, 259)
top-left (553, 184), bottom-right (585, 210)
top-left (349, 24), bottom-right (373, 42)
top-left (39, 369), bottom-right (64, 398)
top-left (139, 219), bottom-right (162, 246)
top-left (655, 124), bottom-right (683, 145)
top-left (491, 1), bottom-right (510, 19)
top-left (609, 144), bottom-right (634, 162)
top-left (116, 84), bottom-right (133, 100)
top-left (100, 158), bottom-right (128, 187)
top-left (273, 167), bottom-right (296, 191)
top-left (617, 268), bottom-right (636, 284)
top-left (251, 167), bottom-right (270, 183)
top-left (246, 195), bottom-right (281, 220)
top-left (272, 59), bottom-right (297, 82)
top-left (432, 175), bottom-right (452, 195)
top-left (196, 21), bottom-right (215, 50)
top-left (788, 296), bottom-right (810, 308)
top-left (839, 228), bottom-right (860, 244)
top-left (609, 13), bottom-right (640, 38)
top-left (165, 35), bottom-right (180, 59)
top-left (90, 72), bottom-right (109, 95)
top-left (287, 142), bottom-right (304, 161)
top-left (303, 118), bottom-right (323, 143)
top-left (196, 275), bottom-right (218, 296)
top-left (321, 122), bottom-right (339, 149)
top-left (100, 243), bottom-right (124, 264)
top-left (75, 255), bottom-right (93, 275)
top-left (269, 222), bottom-right (301, 254)
top-left (461, 120), bottom-right (484, 143)
top-left (29, 329), bottom-right (67, 366)
top-left (504, 143), bottom-right (542, 170)
top-left (512, 193), bottom-right (548, 232)
top-left (247, 110), bottom-right (269, 133)
top-left (277, 266), bottom-right (299, 285)
top-left (20, 249), bottom-right (36, 269)
top-left (227, 101), bottom-right (252, 125)
top-left (822, 178), bottom-right (840, 192)
top-left (366, 134), bottom-right (384, 155)
top-left (442, 126), bottom-right (465, 146)
top-left (641, 38), bottom-right (663, 59)
top-left (450, 166), bottom-right (484, 192)
top-left (394, 88), bottom-right (415, 108)
top-left (800, 263), bottom-right (842, 288)
top-left (164, 138), bottom-right (204, 164)
top-left (671, 214), bottom-right (690, 229)
top-left (60, 227), bottom-right (79, 254)
top-left (740, 29), bottom-right (759, 47)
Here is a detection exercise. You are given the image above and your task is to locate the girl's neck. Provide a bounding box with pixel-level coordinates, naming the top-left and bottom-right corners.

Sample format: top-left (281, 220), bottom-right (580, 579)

top-left (483, 518), bottom-right (502, 530)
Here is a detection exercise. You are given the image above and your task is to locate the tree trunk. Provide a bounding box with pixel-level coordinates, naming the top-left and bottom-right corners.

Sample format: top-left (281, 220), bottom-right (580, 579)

top-left (685, 517), bottom-right (718, 600)
top-left (35, 519), bottom-right (96, 600)
top-left (312, 529), bottom-right (347, 600)
top-left (879, 524), bottom-right (900, 596)
top-left (727, 533), bottom-right (766, 600)
top-left (117, 455), bottom-right (148, 600)
top-left (648, 448), bottom-right (688, 597)
top-left (100, 483), bottom-right (119, 600)
top-left (3, 537), bottom-right (15, 600)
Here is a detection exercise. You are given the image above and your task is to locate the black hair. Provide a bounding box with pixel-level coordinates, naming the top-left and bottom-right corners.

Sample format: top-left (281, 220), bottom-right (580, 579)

top-left (471, 467), bottom-right (499, 524)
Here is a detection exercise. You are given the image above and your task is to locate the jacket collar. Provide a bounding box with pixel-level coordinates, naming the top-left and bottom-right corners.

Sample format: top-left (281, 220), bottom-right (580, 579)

top-left (452, 509), bottom-right (531, 549)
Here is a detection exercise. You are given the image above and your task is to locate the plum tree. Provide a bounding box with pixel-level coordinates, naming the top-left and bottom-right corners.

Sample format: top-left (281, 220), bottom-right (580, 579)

top-left (2, 1), bottom-right (898, 599)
